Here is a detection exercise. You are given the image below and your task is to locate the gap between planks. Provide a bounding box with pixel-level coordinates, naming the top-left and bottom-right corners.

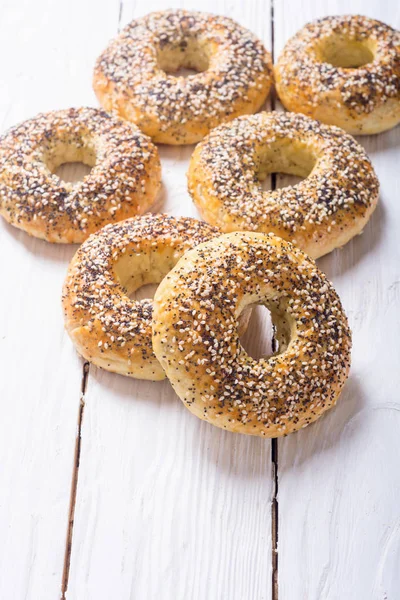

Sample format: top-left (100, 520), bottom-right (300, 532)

top-left (118, 0), bottom-right (123, 33)
top-left (270, 2), bottom-right (279, 598)
top-left (61, 362), bottom-right (89, 600)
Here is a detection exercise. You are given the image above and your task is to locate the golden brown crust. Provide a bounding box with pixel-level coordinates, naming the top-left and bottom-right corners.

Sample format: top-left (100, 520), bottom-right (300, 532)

top-left (0, 107), bottom-right (161, 243)
top-left (187, 111), bottom-right (379, 258)
top-left (93, 9), bottom-right (273, 144)
top-left (152, 232), bottom-right (352, 437)
top-left (62, 214), bottom-right (220, 380)
top-left (275, 15), bottom-right (400, 134)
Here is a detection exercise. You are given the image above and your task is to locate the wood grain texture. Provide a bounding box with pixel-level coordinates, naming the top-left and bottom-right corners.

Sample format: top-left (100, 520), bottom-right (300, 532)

top-left (1, 0), bottom-right (399, 598)
top-left (0, 0), bottom-right (120, 598)
top-left (274, 2), bottom-right (400, 599)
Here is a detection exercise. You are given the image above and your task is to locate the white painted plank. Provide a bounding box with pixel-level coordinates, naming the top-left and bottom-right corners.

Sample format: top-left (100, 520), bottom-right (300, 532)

top-left (66, 1), bottom-right (274, 599)
top-left (274, 2), bottom-right (400, 598)
top-left (0, 0), bottom-right (120, 598)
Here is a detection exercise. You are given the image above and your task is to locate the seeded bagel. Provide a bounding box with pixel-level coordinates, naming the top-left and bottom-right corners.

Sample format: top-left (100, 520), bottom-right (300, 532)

top-left (62, 215), bottom-right (223, 380)
top-left (94, 9), bottom-right (273, 144)
top-left (0, 108), bottom-right (161, 243)
top-left (153, 232), bottom-right (352, 437)
top-left (188, 111), bottom-right (379, 258)
top-left (275, 15), bottom-right (400, 134)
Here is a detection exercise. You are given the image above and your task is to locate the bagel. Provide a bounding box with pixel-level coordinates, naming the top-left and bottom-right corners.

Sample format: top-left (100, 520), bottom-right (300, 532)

top-left (62, 215), bottom-right (224, 380)
top-left (93, 9), bottom-right (273, 144)
top-left (152, 232), bottom-right (352, 437)
top-left (0, 108), bottom-right (161, 243)
top-left (187, 111), bottom-right (379, 259)
top-left (274, 15), bottom-right (400, 135)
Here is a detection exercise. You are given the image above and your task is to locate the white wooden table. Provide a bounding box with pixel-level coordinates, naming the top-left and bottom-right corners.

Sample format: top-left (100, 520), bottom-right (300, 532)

top-left (0, 1), bottom-right (399, 598)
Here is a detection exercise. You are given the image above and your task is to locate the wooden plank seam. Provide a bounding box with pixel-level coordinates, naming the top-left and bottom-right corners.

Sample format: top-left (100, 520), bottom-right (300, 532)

top-left (270, 3), bottom-right (279, 598)
top-left (61, 362), bottom-right (89, 600)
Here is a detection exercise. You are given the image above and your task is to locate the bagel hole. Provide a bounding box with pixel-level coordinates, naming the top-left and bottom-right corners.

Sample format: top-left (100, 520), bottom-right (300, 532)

top-left (275, 174), bottom-right (304, 188)
top-left (257, 140), bottom-right (316, 191)
top-left (167, 66), bottom-right (200, 77)
top-left (129, 283), bottom-right (159, 302)
top-left (317, 37), bottom-right (375, 68)
top-left (240, 301), bottom-right (294, 361)
top-left (259, 174), bottom-right (304, 191)
top-left (157, 39), bottom-right (210, 77)
top-left (54, 162), bottom-right (93, 183)
top-left (240, 305), bottom-right (275, 360)
top-left (47, 143), bottom-right (96, 184)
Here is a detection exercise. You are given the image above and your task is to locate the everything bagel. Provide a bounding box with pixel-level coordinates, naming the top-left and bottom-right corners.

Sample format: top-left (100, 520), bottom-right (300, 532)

top-left (0, 108), bottom-right (161, 243)
top-left (275, 15), bottom-right (400, 134)
top-left (188, 111), bottom-right (379, 259)
top-left (94, 9), bottom-right (273, 144)
top-left (62, 215), bottom-right (222, 380)
top-left (152, 232), bottom-right (352, 437)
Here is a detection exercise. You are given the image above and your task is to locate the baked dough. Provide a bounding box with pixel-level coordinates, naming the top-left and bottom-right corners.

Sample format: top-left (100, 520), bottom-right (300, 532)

top-left (188, 111), bottom-right (379, 258)
top-left (275, 15), bottom-right (400, 134)
top-left (153, 232), bottom-right (352, 437)
top-left (0, 107), bottom-right (161, 242)
top-left (94, 9), bottom-right (273, 144)
top-left (63, 215), bottom-right (221, 380)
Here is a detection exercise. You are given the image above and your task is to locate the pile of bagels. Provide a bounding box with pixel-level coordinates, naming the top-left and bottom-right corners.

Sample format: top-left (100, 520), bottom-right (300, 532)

top-left (1, 10), bottom-right (399, 437)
